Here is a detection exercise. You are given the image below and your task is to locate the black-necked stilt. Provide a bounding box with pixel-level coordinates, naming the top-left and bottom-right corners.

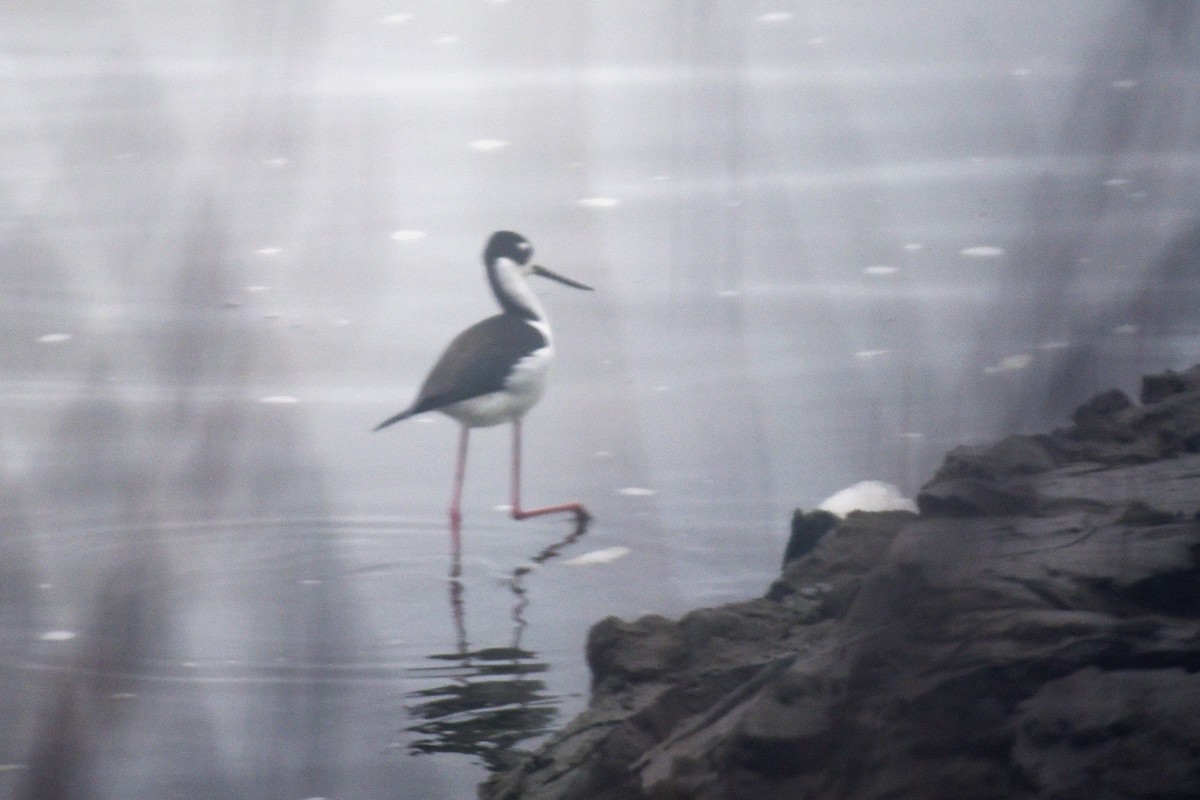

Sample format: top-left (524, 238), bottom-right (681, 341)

top-left (374, 231), bottom-right (592, 555)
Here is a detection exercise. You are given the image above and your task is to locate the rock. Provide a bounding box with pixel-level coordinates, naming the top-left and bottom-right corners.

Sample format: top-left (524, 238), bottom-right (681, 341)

top-left (916, 475), bottom-right (1038, 516)
top-left (1070, 387), bottom-right (1135, 432)
top-left (1140, 364), bottom-right (1200, 404)
top-left (782, 509), bottom-right (838, 564)
top-left (587, 615), bottom-right (687, 687)
top-left (1014, 667), bottom-right (1200, 798)
top-left (479, 365), bottom-right (1200, 800)
top-left (987, 434), bottom-right (1062, 474)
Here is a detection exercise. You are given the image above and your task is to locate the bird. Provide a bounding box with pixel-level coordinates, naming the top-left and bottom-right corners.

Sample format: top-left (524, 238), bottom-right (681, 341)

top-left (374, 231), bottom-right (592, 557)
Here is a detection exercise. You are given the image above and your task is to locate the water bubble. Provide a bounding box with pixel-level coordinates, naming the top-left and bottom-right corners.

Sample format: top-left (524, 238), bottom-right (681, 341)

top-left (564, 546), bottom-right (631, 566)
top-left (960, 245), bottom-right (1006, 258)
top-left (864, 265), bottom-right (899, 277)
top-left (578, 196), bottom-right (620, 208)
top-left (469, 139), bottom-right (508, 152)
top-left (35, 333), bottom-right (72, 344)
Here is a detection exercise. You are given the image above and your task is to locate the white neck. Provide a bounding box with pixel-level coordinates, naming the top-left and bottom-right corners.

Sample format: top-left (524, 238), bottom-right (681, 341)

top-left (493, 257), bottom-right (548, 321)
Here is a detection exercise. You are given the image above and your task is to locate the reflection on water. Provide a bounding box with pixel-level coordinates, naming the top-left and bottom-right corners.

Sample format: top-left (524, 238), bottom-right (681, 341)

top-left (404, 519), bottom-right (589, 771)
top-left (4, 3), bottom-right (1198, 797)
top-left (405, 643), bottom-right (556, 772)
top-left (3, 515), bottom-right (592, 798)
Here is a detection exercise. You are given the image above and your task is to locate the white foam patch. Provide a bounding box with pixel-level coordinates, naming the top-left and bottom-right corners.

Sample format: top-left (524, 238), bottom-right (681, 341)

top-left (758, 12), bottom-right (794, 22)
top-left (960, 245), bottom-right (1006, 258)
top-left (564, 546), bottom-right (631, 566)
top-left (1112, 323), bottom-right (1139, 336)
top-left (257, 395), bottom-right (300, 404)
top-left (578, 196), bottom-right (620, 208)
top-left (983, 354), bottom-right (1032, 374)
top-left (391, 229), bottom-right (427, 241)
top-left (864, 265), bottom-right (898, 276)
top-left (36, 333), bottom-right (72, 344)
top-left (855, 349), bottom-right (890, 359)
top-left (469, 139), bottom-right (508, 151)
top-left (38, 630), bottom-right (77, 642)
top-left (818, 481), bottom-right (917, 518)
top-left (618, 487), bottom-right (656, 497)
top-left (255, 247), bottom-right (281, 256)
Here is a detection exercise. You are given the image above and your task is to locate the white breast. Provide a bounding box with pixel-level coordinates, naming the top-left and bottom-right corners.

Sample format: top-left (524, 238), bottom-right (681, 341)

top-left (440, 341), bottom-right (554, 428)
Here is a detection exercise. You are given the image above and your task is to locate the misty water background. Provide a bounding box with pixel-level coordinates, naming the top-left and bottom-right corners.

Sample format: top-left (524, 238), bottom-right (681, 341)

top-left (2, 2), bottom-right (1198, 798)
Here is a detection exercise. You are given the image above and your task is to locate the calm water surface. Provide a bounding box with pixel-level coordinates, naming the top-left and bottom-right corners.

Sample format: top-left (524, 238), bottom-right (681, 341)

top-left (3, 2), bottom-right (1199, 797)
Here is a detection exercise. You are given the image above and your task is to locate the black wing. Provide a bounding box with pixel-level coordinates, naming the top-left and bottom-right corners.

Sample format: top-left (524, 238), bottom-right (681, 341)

top-left (373, 314), bottom-right (545, 431)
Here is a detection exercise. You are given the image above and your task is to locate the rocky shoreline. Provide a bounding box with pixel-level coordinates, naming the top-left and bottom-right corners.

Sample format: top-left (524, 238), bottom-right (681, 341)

top-left (480, 366), bottom-right (1200, 800)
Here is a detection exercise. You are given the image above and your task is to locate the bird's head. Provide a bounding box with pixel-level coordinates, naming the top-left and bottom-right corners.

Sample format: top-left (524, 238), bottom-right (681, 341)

top-left (484, 231), bottom-right (592, 290)
top-left (484, 230), bottom-right (534, 268)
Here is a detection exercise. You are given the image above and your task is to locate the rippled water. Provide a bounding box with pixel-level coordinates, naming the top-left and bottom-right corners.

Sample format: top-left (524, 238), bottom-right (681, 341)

top-left (2, 513), bottom-right (615, 797)
top-left (4, 2), bottom-right (1200, 798)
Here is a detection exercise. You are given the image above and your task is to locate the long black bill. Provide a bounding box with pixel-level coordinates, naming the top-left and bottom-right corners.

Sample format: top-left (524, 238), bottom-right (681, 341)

top-left (531, 264), bottom-right (593, 291)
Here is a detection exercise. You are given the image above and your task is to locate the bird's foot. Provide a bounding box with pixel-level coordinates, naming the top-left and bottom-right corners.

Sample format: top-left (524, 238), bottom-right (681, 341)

top-left (511, 502), bottom-right (590, 522)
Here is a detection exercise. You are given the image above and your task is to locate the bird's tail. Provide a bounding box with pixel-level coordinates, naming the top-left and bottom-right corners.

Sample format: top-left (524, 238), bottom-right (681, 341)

top-left (372, 408), bottom-right (414, 432)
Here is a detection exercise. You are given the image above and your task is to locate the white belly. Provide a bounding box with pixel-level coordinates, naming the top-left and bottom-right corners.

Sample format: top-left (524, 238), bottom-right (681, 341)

top-left (440, 346), bottom-right (552, 427)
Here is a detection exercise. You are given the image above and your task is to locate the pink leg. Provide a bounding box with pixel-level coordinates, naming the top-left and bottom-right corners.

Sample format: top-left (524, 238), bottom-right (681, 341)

top-left (448, 426), bottom-right (469, 569)
top-left (510, 418), bottom-right (590, 522)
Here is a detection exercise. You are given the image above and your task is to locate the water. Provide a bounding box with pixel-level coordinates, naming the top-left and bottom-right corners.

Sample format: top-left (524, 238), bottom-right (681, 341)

top-left (0, 341), bottom-right (789, 797)
top-left (1, 513), bottom-right (607, 798)
top-left (0, 287), bottom-right (1183, 797)
top-left (4, 2), bottom-right (1200, 797)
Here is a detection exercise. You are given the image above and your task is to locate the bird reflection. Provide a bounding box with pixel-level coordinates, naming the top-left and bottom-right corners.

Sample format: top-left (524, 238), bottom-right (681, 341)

top-left (403, 517), bottom-right (588, 771)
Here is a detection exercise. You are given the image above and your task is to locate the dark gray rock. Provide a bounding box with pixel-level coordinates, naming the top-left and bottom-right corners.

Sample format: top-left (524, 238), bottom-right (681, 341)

top-left (916, 474), bottom-right (1039, 516)
top-left (587, 615), bottom-right (688, 687)
top-left (1013, 667), bottom-right (1200, 799)
top-left (480, 366), bottom-right (1200, 800)
top-left (1140, 363), bottom-right (1200, 404)
top-left (782, 509), bottom-right (839, 564)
